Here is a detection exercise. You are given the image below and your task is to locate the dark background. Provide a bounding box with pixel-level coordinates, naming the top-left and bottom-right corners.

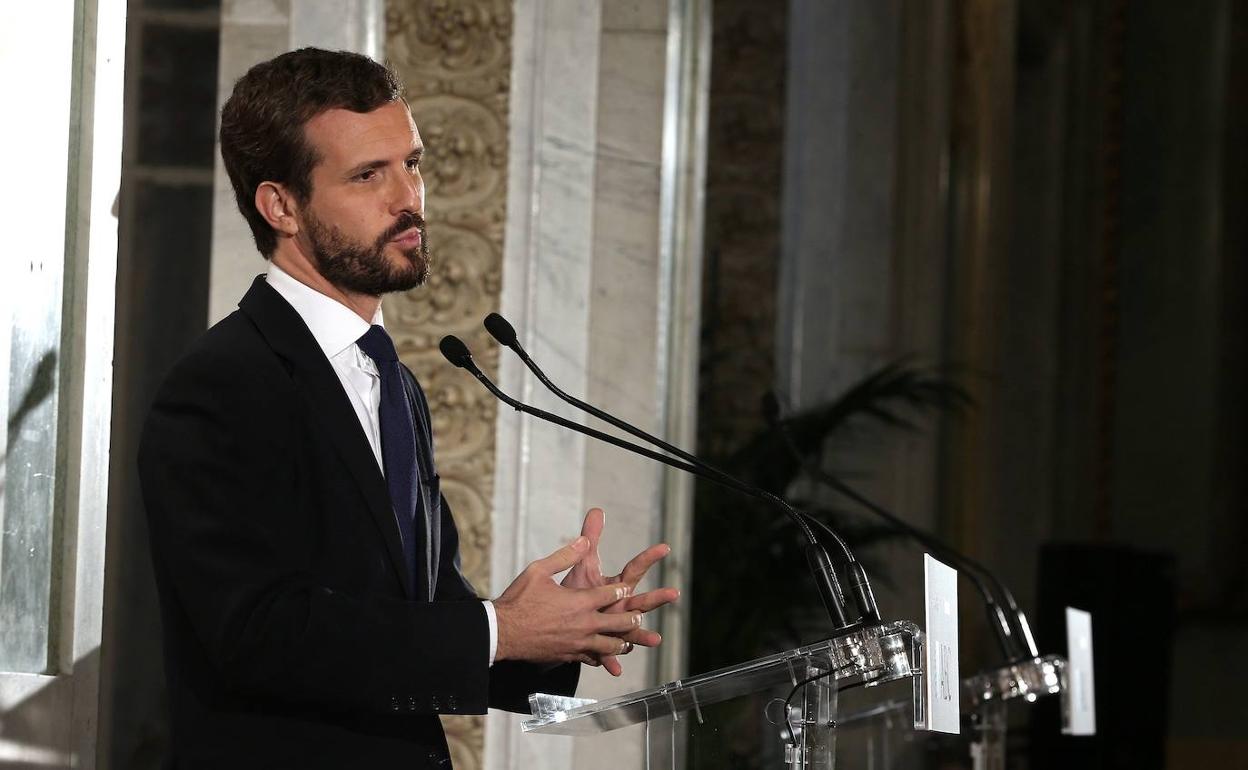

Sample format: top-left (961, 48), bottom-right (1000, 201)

top-left (691, 0), bottom-right (1246, 768)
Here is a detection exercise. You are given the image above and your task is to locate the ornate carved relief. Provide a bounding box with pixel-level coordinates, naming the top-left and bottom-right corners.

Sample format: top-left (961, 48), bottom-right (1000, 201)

top-left (385, 1), bottom-right (513, 765)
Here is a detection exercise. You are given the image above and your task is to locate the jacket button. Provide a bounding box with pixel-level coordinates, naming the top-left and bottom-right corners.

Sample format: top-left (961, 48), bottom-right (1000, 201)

top-left (389, 696), bottom-right (401, 712)
top-left (431, 695), bottom-right (440, 712)
top-left (447, 695), bottom-right (457, 711)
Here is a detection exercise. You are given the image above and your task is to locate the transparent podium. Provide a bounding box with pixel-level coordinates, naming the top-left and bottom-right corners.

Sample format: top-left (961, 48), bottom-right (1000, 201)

top-left (962, 654), bottom-right (1069, 770)
top-left (833, 654), bottom-right (1072, 769)
top-left (524, 620), bottom-right (927, 769)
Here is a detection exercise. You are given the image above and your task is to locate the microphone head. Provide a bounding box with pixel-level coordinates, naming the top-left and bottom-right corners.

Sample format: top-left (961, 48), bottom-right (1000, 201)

top-left (439, 335), bottom-right (474, 369)
top-left (483, 312), bottom-right (519, 348)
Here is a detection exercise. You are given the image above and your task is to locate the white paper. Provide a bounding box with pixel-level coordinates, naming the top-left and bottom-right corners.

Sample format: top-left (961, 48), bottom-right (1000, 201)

top-left (1063, 607), bottom-right (1097, 735)
top-left (921, 553), bottom-right (960, 733)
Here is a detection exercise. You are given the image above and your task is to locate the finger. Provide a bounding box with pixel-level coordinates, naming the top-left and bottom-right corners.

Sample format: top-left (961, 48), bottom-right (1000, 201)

top-left (618, 543), bottom-right (671, 586)
top-left (585, 635), bottom-right (631, 657)
top-left (562, 510), bottom-right (606, 589)
top-left (602, 654), bottom-right (623, 677)
top-left (582, 581), bottom-right (630, 609)
top-left (532, 536), bottom-right (590, 575)
top-left (594, 611), bottom-right (642, 635)
top-left (580, 508), bottom-right (606, 543)
top-left (618, 627), bottom-right (662, 647)
top-left (577, 654), bottom-right (601, 667)
top-left (579, 509), bottom-right (605, 579)
top-left (620, 587), bottom-right (681, 614)
top-left (602, 586), bottom-right (679, 614)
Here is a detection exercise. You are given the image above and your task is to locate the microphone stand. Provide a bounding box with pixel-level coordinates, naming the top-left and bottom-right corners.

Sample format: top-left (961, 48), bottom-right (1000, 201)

top-left (762, 392), bottom-right (1039, 663)
top-left (482, 313), bottom-right (881, 624)
top-left (452, 326), bottom-right (964, 750)
top-left (765, 393), bottom-right (1071, 769)
top-left (438, 333), bottom-right (868, 631)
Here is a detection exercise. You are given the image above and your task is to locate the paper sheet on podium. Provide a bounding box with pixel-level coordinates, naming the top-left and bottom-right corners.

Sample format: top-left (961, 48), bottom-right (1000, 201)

top-left (922, 553), bottom-right (960, 734)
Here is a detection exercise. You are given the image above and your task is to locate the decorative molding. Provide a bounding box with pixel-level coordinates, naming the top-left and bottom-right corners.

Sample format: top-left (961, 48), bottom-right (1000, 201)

top-left (385, 2), bottom-right (513, 766)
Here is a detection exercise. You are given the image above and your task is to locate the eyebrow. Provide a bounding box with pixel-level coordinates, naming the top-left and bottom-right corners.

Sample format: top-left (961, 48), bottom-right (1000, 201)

top-left (344, 147), bottom-right (424, 178)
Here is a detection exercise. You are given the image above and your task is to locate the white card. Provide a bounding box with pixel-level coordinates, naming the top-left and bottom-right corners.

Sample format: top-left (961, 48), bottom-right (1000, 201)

top-left (1063, 607), bottom-right (1096, 735)
top-left (921, 553), bottom-right (960, 733)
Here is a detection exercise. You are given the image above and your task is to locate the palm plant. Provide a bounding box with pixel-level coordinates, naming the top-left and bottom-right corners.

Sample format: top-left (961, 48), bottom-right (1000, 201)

top-left (689, 359), bottom-right (971, 673)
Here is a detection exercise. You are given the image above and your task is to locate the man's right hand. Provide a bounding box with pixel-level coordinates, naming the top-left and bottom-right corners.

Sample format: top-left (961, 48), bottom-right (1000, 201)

top-left (493, 536), bottom-right (642, 663)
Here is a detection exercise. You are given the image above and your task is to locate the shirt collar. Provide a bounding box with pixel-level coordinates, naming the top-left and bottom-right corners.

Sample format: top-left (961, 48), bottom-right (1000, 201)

top-left (265, 262), bottom-right (384, 359)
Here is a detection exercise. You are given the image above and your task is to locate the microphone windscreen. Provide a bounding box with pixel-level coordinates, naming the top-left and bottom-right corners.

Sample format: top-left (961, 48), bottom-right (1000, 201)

top-left (439, 335), bottom-right (473, 368)
top-left (483, 313), bottom-right (518, 347)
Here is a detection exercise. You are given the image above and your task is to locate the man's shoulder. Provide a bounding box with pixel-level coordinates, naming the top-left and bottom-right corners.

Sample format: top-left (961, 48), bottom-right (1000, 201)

top-left (157, 309), bottom-right (293, 400)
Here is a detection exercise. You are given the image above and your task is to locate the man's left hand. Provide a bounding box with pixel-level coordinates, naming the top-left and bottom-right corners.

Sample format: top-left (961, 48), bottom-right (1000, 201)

top-left (561, 508), bottom-right (680, 676)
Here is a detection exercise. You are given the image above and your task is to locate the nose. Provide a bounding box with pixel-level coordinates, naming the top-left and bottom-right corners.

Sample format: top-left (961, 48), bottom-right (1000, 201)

top-left (390, 165), bottom-right (424, 216)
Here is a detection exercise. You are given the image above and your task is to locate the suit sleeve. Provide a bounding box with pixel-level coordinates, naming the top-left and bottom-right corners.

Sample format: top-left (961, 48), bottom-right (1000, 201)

top-left (429, 491), bottom-right (581, 712)
top-left (407, 367), bottom-right (581, 711)
top-left (139, 348), bottom-right (492, 717)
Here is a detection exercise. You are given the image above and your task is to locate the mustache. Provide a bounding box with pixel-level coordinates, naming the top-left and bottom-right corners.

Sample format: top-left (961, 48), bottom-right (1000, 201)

top-left (378, 211), bottom-right (426, 245)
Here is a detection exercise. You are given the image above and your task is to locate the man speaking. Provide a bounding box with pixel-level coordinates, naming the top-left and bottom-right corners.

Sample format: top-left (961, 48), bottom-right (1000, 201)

top-left (138, 48), bottom-right (677, 768)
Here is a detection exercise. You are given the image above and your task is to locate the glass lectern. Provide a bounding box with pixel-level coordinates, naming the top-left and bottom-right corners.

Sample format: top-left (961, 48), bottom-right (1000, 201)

top-left (962, 654), bottom-right (1068, 770)
top-left (524, 620), bottom-right (926, 769)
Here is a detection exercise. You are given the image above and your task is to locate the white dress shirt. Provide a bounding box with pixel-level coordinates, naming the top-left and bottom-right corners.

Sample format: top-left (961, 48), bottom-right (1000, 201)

top-left (266, 263), bottom-right (497, 666)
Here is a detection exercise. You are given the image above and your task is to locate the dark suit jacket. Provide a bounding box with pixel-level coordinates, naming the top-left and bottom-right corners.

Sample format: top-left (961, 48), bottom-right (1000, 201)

top-left (138, 276), bottom-right (577, 769)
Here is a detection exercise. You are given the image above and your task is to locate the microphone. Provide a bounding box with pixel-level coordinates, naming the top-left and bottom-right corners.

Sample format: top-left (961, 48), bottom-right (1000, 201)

top-left (482, 313), bottom-right (880, 626)
top-left (438, 335), bottom-right (475, 370)
top-left (440, 332), bottom-right (863, 630)
top-left (760, 391), bottom-right (1040, 663)
top-left (440, 337), bottom-right (720, 481)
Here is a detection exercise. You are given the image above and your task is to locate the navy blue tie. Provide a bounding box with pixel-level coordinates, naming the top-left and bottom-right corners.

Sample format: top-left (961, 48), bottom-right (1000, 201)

top-left (356, 325), bottom-right (422, 596)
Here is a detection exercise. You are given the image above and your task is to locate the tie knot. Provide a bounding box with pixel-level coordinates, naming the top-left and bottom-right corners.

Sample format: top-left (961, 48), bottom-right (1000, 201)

top-left (356, 325), bottom-right (399, 363)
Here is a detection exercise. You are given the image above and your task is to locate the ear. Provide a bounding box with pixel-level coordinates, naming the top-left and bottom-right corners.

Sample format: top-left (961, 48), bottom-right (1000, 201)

top-left (255, 181), bottom-right (300, 238)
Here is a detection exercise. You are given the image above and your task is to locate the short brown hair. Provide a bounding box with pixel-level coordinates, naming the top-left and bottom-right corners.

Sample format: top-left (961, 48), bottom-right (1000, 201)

top-left (219, 48), bottom-right (404, 256)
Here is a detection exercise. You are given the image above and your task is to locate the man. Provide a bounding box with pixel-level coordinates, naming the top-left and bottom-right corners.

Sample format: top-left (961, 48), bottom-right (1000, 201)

top-left (138, 48), bottom-right (677, 768)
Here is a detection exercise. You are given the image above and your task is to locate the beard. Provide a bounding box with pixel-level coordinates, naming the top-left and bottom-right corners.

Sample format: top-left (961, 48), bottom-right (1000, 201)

top-left (303, 208), bottom-right (430, 296)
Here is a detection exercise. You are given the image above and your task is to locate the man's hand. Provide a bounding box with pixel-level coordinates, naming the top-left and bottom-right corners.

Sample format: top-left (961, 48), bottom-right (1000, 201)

top-left (493, 536), bottom-right (645, 664)
top-left (561, 508), bottom-right (680, 676)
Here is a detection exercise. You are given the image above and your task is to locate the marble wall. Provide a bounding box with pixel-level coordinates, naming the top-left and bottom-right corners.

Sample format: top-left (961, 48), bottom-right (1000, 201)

top-left (488, 1), bottom-right (703, 768)
top-left (0, 0), bottom-right (124, 766)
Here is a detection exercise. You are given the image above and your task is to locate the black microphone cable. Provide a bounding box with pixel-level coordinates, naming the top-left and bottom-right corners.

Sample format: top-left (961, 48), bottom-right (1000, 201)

top-left (481, 313), bottom-right (881, 626)
top-left (439, 333), bottom-right (866, 629)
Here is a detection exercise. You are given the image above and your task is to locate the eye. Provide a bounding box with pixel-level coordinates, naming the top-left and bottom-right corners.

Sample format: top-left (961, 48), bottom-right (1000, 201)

top-left (405, 157), bottom-right (421, 172)
top-left (355, 168), bottom-right (377, 182)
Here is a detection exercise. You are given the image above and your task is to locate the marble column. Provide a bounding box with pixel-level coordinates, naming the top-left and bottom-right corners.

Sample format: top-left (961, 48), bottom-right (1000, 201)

top-left (0, 0), bottom-right (124, 765)
top-left (488, 1), bottom-right (705, 768)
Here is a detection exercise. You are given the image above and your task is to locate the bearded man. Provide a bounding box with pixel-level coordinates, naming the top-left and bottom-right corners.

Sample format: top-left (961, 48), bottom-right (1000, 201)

top-left (138, 48), bottom-right (676, 768)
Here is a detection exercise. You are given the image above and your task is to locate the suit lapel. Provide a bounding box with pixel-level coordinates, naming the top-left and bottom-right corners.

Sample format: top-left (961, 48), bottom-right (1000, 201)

top-left (238, 276), bottom-right (413, 599)
top-left (401, 369), bottom-right (439, 600)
